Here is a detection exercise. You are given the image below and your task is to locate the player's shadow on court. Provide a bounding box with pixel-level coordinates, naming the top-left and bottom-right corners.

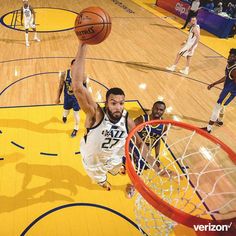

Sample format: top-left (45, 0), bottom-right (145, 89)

top-left (150, 23), bottom-right (177, 29)
top-left (0, 186), bottom-right (74, 213)
top-left (16, 162), bottom-right (128, 195)
top-left (124, 61), bottom-right (167, 73)
top-left (0, 117), bottom-right (67, 134)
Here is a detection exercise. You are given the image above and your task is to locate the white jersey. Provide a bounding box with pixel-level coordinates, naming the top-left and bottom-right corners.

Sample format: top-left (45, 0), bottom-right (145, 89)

top-left (186, 24), bottom-right (200, 46)
top-left (23, 5), bottom-right (32, 21)
top-left (179, 24), bottom-right (200, 57)
top-left (80, 108), bottom-right (129, 183)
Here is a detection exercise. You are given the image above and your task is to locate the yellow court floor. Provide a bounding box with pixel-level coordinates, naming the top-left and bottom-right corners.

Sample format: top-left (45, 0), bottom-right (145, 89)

top-left (0, 101), bottom-right (143, 236)
top-left (0, 101), bottom-right (212, 236)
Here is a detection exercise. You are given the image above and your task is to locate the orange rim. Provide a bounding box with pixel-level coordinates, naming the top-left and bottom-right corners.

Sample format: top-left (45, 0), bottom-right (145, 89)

top-left (125, 119), bottom-right (236, 228)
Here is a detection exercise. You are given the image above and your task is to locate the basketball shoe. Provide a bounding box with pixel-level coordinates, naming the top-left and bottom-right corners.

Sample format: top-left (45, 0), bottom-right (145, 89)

top-left (34, 36), bottom-right (40, 42)
top-left (166, 65), bottom-right (176, 72)
top-left (71, 129), bottom-right (78, 138)
top-left (179, 67), bottom-right (189, 75)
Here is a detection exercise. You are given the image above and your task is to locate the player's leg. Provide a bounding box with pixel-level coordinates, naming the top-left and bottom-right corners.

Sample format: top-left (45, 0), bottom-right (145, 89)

top-left (179, 55), bottom-right (191, 75)
top-left (63, 95), bottom-right (72, 123)
top-left (215, 93), bottom-right (234, 126)
top-left (202, 90), bottom-right (234, 133)
top-left (24, 28), bottom-right (30, 47)
top-left (166, 53), bottom-right (181, 71)
top-left (71, 99), bottom-right (80, 137)
top-left (215, 106), bottom-right (225, 126)
top-left (62, 109), bottom-right (70, 123)
top-left (80, 149), bottom-right (111, 190)
top-left (30, 19), bottom-right (40, 42)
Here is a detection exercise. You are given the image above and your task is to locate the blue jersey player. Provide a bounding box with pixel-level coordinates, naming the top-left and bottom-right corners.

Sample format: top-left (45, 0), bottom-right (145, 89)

top-left (56, 59), bottom-right (86, 137)
top-left (126, 101), bottom-right (166, 198)
top-left (134, 101), bottom-right (166, 162)
top-left (202, 48), bottom-right (236, 133)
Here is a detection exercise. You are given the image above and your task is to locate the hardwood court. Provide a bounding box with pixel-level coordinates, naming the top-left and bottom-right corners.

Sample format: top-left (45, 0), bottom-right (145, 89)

top-left (0, 0), bottom-right (235, 235)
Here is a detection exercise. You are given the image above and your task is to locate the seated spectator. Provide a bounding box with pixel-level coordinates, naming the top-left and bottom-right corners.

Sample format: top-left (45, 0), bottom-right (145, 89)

top-left (226, 2), bottom-right (235, 17)
top-left (205, 0), bottom-right (215, 10)
top-left (214, 2), bottom-right (223, 13)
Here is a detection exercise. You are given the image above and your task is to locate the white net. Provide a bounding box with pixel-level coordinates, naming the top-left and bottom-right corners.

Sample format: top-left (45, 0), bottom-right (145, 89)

top-left (126, 120), bottom-right (236, 236)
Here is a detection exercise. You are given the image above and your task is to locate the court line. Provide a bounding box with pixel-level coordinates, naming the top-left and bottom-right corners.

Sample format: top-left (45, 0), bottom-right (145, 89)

top-left (20, 202), bottom-right (148, 236)
top-left (40, 152), bottom-right (58, 156)
top-left (0, 99), bottom-right (142, 109)
top-left (13, 9), bottom-right (18, 28)
top-left (0, 71), bottom-right (109, 96)
top-left (0, 7), bottom-right (79, 33)
top-left (11, 141), bottom-right (25, 149)
top-left (10, 10), bottom-right (15, 27)
top-left (0, 101), bottom-right (142, 158)
top-left (0, 56), bottom-right (222, 91)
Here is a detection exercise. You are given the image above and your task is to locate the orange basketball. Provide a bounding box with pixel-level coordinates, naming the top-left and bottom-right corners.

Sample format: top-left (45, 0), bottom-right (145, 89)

top-left (74, 7), bottom-right (112, 45)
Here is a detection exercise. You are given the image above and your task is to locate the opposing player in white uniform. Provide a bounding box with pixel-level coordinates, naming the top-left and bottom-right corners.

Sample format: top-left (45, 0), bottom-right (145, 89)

top-left (21, 0), bottom-right (40, 47)
top-left (71, 43), bottom-right (160, 191)
top-left (166, 17), bottom-right (200, 75)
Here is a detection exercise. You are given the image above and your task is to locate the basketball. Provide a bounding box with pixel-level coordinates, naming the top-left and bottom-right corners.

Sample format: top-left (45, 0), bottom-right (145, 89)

top-left (74, 7), bottom-right (112, 45)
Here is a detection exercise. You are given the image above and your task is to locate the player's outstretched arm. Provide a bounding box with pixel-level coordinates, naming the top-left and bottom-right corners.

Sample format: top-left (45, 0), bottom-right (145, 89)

top-left (72, 43), bottom-right (97, 117)
top-left (207, 76), bottom-right (226, 90)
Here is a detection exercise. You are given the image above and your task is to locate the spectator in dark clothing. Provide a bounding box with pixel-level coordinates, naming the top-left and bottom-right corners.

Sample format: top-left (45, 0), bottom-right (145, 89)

top-left (205, 0), bottom-right (215, 10)
top-left (181, 0), bottom-right (201, 29)
top-left (226, 2), bottom-right (235, 17)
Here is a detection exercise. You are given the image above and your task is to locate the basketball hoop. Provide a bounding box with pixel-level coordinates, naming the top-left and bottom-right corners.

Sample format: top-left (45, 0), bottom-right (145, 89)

top-left (125, 120), bottom-right (236, 236)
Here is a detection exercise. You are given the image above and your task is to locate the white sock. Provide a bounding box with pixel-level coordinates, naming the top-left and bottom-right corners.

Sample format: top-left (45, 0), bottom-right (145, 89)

top-left (73, 111), bottom-right (80, 130)
top-left (210, 103), bottom-right (222, 121)
top-left (218, 106), bottom-right (225, 122)
top-left (207, 124), bottom-right (213, 131)
top-left (25, 33), bottom-right (29, 42)
top-left (63, 109), bottom-right (70, 118)
top-left (34, 32), bottom-right (38, 38)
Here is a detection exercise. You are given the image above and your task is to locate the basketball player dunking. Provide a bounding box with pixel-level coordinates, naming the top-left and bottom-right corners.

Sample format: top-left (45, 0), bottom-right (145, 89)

top-left (166, 17), bottom-right (200, 75)
top-left (71, 43), bottom-right (161, 191)
top-left (21, 0), bottom-right (40, 47)
top-left (202, 48), bottom-right (236, 133)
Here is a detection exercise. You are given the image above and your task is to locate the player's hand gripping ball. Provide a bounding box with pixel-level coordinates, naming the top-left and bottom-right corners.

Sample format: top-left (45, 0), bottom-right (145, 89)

top-left (74, 7), bottom-right (112, 45)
